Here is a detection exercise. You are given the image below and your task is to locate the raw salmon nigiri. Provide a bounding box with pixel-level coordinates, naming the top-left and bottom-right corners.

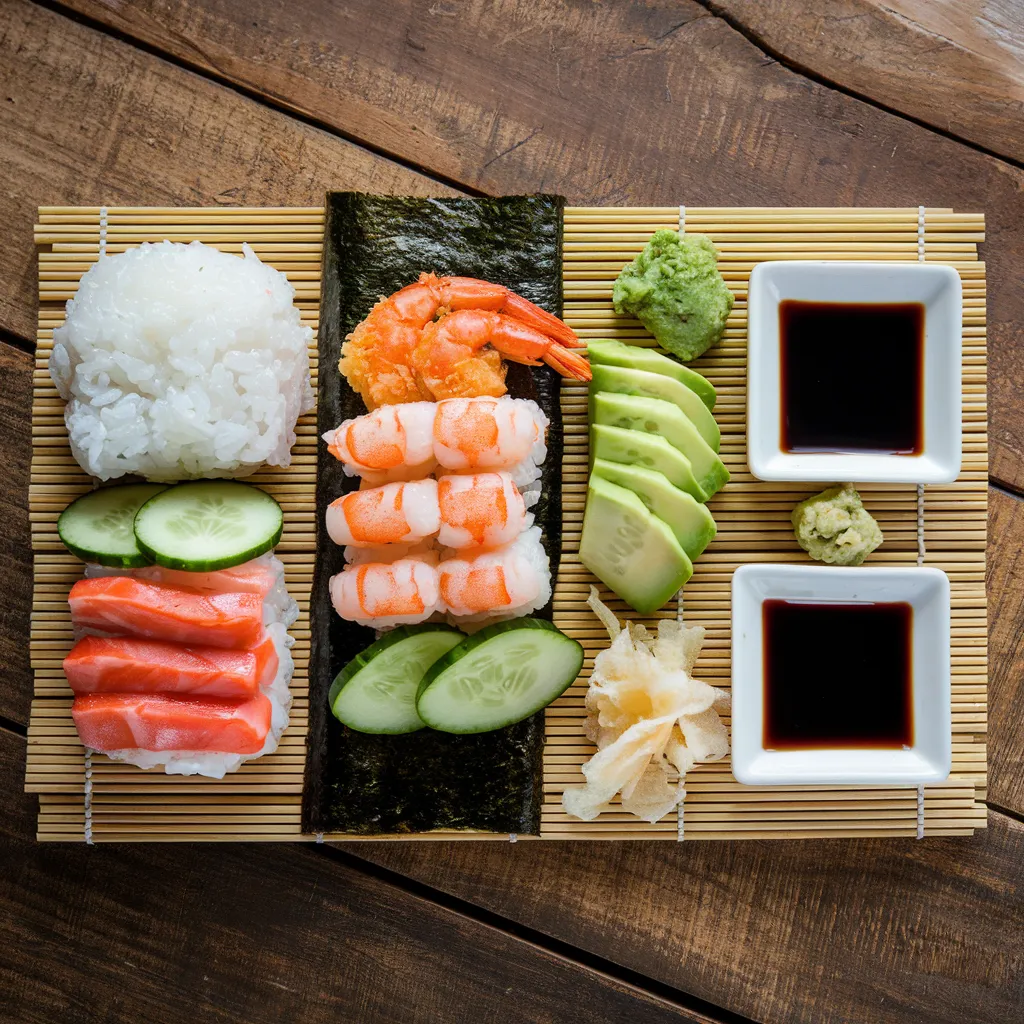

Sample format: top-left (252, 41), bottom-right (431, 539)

top-left (72, 692), bottom-right (273, 754)
top-left (69, 577), bottom-right (263, 650)
top-left (63, 634), bottom-right (278, 699)
top-left (108, 559), bottom-right (279, 596)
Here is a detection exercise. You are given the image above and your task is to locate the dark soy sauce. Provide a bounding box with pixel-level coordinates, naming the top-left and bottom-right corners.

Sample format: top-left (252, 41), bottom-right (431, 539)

top-left (762, 600), bottom-right (914, 750)
top-left (779, 301), bottom-right (924, 454)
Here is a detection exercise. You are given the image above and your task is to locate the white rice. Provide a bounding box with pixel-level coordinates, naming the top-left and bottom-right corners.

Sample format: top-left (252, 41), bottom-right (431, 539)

top-left (50, 241), bottom-right (313, 481)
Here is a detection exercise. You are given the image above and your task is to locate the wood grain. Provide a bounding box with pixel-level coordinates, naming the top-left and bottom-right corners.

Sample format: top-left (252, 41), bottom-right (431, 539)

top-left (49, 0), bottom-right (1024, 490)
top-left (712, 0), bottom-right (1024, 164)
top-left (0, 341), bottom-right (35, 726)
top-left (987, 486), bottom-right (1024, 814)
top-left (351, 813), bottom-right (1024, 1024)
top-left (0, 0), bottom-right (451, 343)
top-left (0, 728), bottom-right (714, 1024)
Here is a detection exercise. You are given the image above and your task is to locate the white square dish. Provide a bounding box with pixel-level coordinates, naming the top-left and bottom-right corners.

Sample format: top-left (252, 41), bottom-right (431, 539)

top-left (730, 564), bottom-right (951, 786)
top-left (747, 261), bottom-right (962, 483)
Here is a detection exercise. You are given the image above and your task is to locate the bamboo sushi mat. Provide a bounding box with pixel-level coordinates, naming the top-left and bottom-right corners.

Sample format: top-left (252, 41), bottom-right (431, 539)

top-left (27, 206), bottom-right (988, 842)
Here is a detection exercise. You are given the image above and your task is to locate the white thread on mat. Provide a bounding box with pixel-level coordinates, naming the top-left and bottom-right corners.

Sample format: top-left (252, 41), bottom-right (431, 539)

top-left (917, 484), bottom-right (926, 565)
top-left (83, 750), bottom-right (94, 845)
top-left (915, 206), bottom-right (927, 836)
top-left (98, 206), bottom-right (108, 258)
top-left (675, 204), bottom-right (688, 840)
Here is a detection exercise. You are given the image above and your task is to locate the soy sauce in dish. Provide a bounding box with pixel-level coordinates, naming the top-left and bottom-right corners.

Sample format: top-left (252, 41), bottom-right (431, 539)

top-left (779, 301), bottom-right (924, 455)
top-left (762, 599), bottom-right (913, 750)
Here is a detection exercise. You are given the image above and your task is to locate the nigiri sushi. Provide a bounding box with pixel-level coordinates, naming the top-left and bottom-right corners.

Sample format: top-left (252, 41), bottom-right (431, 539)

top-left (63, 633), bottom-right (278, 698)
top-left (324, 402), bottom-right (437, 483)
top-left (330, 558), bottom-right (443, 628)
top-left (433, 397), bottom-right (548, 487)
top-left (84, 553), bottom-right (299, 629)
top-left (439, 526), bottom-right (551, 626)
top-left (72, 692), bottom-right (273, 755)
top-left (69, 576), bottom-right (263, 649)
top-left (436, 472), bottom-right (530, 550)
top-left (324, 397), bottom-right (549, 489)
top-left (326, 478), bottom-right (440, 548)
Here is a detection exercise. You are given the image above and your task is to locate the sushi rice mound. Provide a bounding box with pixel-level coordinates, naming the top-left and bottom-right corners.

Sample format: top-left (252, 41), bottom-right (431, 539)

top-left (50, 240), bottom-right (314, 481)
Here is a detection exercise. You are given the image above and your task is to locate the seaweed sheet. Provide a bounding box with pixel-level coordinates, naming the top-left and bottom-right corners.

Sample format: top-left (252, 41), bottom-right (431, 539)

top-left (302, 194), bottom-right (566, 835)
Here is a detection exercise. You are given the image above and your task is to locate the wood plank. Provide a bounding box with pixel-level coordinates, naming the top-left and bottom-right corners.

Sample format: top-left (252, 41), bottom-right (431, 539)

top-left (52, 0), bottom-right (1024, 488)
top-left (986, 486), bottom-right (1024, 815)
top-left (0, 0), bottom-right (452, 343)
top-left (0, 728), bottom-right (716, 1024)
top-left (0, 342), bottom-right (34, 725)
top-left (711, 0), bottom-right (1024, 164)
top-left (351, 810), bottom-right (1024, 1024)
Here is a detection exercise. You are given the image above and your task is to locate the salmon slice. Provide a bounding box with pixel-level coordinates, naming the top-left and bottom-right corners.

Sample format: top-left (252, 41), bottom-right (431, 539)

top-left (63, 635), bottom-right (261, 699)
top-left (251, 632), bottom-right (279, 688)
top-left (72, 692), bottom-right (272, 754)
top-left (116, 560), bottom-right (279, 596)
top-left (69, 577), bottom-right (263, 650)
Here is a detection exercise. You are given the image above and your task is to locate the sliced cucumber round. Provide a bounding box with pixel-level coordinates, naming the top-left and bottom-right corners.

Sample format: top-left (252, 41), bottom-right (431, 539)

top-left (330, 625), bottom-right (466, 734)
top-left (58, 483), bottom-right (168, 567)
top-left (133, 481), bottom-right (283, 571)
top-left (416, 618), bottom-right (584, 734)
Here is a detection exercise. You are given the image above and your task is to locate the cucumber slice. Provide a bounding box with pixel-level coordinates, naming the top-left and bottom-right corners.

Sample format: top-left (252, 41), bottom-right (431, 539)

top-left (134, 481), bottom-right (283, 571)
top-left (330, 625), bottom-right (465, 734)
top-left (58, 484), bottom-right (168, 568)
top-left (587, 340), bottom-right (716, 410)
top-left (416, 619), bottom-right (584, 734)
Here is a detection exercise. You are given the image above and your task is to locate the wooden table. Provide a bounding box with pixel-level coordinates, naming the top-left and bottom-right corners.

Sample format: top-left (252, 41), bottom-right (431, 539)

top-left (2, 2), bottom-right (1022, 1020)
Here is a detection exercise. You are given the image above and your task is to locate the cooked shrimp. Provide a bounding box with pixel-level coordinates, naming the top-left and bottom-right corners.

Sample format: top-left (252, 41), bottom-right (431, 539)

top-left (438, 527), bottom-right (550, 622)
top-left (340, 273), bottom-right (589, 409)
top-left (329, 559), bottom-right (441, 628)
top-left (324, 402), bottom-right (436, 483)
top-left (437, 472), bottom-right (528, 550)
top-left (412, 308), bottom-right (591, 400)
top-left (433, 397), bottom-right (547, 473)
top-left (326, 479), bottom-right (440, 548)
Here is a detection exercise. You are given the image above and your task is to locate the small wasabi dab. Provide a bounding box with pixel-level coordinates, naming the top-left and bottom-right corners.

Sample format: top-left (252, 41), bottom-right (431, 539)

top-left (612, 230), bottom-right (733, 361)
top-left (791, 484), bottom-right (883, 566)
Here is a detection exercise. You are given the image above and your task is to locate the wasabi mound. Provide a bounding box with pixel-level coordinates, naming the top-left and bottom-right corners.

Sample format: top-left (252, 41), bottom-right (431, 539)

top-left (792, 484), bottom-right (884, 566)
top-left (612, 230), bottom-right (733, 361)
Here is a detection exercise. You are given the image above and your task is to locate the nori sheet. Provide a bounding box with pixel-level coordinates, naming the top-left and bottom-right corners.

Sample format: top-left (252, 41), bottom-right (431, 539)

top-left (302, 194), bottom-right (566, 835)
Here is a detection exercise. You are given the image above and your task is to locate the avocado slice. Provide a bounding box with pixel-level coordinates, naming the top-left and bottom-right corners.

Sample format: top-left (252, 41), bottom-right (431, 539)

top-left (592, 392), bottom-right (730, 499)
top-left (580, 475), bottom-right (693, 614)
top-left (590, 425), bottom-right (707, 502)
top-left (590, 364), bottom-right (720, 452)
top-left (592, 459), bottom-right (717, 561)
top-left (587, 340), bottom-right (716, 411)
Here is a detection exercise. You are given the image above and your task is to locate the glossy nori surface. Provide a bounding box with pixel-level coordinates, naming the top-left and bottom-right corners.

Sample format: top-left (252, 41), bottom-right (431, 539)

top-left (302, 193), bottom-right (565, 835)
